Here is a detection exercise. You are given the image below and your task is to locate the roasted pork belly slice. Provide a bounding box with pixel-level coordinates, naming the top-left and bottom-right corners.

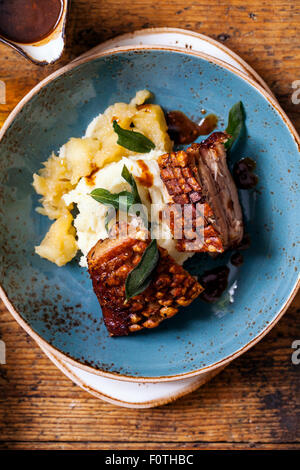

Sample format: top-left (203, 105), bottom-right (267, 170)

top-left (87, 232), bottom-right (203, 336)
top-left (193, 132), bottom-right (243, 249)
top-left (158, 148), bottom-right (224, 253)
top-left (158, 132), bottom-right (243, 252)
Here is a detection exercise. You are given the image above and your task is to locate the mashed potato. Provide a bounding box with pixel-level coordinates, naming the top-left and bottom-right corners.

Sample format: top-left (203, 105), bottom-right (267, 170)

top-left (35, 213), bottom-right (78, 267)
top-left (63, 152), bottom-right (190, 267)
top-left (33, 90), bottom-right (190, 267)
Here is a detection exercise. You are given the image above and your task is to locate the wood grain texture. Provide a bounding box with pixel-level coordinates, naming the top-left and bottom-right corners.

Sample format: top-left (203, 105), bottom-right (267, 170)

top-left (0, 0), bottom-right (299, 451)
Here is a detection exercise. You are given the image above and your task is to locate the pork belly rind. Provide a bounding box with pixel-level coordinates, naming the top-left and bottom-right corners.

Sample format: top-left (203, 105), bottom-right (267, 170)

top-left (87, 233), bottom-right (203, 336)
top-left (158, 132), bottom-right (243, 252)
top-left (158, 146), bottom-right (224, 253)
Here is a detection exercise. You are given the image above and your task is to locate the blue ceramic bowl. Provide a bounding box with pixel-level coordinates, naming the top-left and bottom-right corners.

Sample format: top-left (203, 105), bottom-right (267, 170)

top-left (0, 47), bottom-right (299, 381)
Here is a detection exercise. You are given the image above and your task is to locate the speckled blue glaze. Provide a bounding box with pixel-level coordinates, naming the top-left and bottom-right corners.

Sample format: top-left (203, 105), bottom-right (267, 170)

top-left (0, 49), bottom-right (299, 379)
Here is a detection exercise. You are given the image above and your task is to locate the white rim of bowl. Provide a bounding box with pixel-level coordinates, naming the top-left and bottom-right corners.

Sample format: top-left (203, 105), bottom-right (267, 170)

top-left (73, 27), bottom-right (275, 99)
top-left (38, 340), bottom-right (221, 408)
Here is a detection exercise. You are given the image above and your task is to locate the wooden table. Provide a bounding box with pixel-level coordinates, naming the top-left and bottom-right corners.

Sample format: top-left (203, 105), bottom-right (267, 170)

top-left (0, 0), bottom-right (299, 451)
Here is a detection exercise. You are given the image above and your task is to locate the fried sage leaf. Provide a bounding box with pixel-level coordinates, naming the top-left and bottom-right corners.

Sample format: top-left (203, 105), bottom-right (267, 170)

top-left (225, 101), bottom-right (245, 150)
top-left (113, 120), bottom-right (155, 153)
top-left (122, 164), bottom-right (148, 227)
top-left (125, 239), bottom-right (159, 300)
top-left (90, 188), bottom-right (134, 211)
top-left (121, 164), bottom-right (141, 204)
top-left (90, 166), bottom-right (146, 232)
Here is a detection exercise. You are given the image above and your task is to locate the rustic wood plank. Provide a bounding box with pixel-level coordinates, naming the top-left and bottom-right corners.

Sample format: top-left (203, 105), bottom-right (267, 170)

top-left (0, 442), bottom-right (299, 450)
top-left (0, 1), bottom-right (300, 131)
top-left (0, 0), bottom-right (299, 450)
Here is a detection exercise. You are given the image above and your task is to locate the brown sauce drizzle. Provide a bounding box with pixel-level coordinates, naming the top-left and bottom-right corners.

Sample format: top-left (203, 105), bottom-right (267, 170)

top-left (85, 164), bottom-right (100, 186)
top-left (198, 113), bottom-right (219, 135)
top-left (136, 160), bottom-right (153, 188)
top-left (166, 110), bottom-right (218, 145)
top-left (199, 266), bottom-right (229, 303)
top-left (0, 0), bottom-right (63, 44)
top-left (136, 104), bottom-right (151, 112)
top-left (233, 157), bottom-right (258, 189)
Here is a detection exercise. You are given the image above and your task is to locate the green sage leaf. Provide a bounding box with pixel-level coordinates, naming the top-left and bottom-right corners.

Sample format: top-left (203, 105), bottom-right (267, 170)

top-left (225, 101), bottom-right (245, 150)
top-left (125, 239), bottom-right (159, 300)
top-left (90, 188), bottom-right (134, 210)
top-left (113, 120), bottom-right (155, 153)
top-left (90, 188), bottom-right (120, 208)
top-left (121, 164), bottom-right (141, 204)
top-left (91, 167), bottom-right (148, 232)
